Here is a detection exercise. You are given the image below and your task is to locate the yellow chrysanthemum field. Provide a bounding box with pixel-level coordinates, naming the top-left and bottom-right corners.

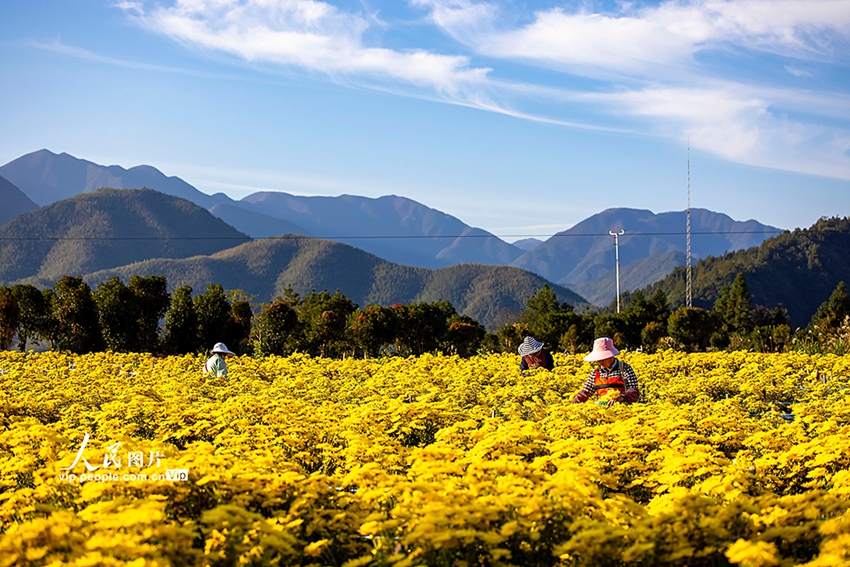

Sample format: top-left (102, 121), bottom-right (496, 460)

top-left (1, 350), bottom-right (849, 566)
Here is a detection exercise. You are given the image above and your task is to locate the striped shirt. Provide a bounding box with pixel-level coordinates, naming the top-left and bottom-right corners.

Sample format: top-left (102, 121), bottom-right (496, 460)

top-left (571, 358), bottom-right (640, 404)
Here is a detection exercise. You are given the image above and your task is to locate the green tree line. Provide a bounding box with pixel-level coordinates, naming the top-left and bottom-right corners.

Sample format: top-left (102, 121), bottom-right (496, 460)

top-left (0, 273), bottom-right (846, 357)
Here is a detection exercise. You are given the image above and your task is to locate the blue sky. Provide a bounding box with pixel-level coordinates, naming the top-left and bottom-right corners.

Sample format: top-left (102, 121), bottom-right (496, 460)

top-left (1, 0), bottom-right (849, 240)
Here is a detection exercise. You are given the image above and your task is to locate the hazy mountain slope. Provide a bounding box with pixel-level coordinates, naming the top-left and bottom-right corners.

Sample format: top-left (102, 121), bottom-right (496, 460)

top-left (1, 150), bottom-right (522, 269)
top-left (0, 149), bottom-right (233, 208)
top-left (0, 175), bottom-right (39, 225)
top-left (512, 238), bottom-right (543, 251)
top-left (237, 192), bottom-right (523, 268)
top-left (644, 217), bottom-right (850, 327)
top-left (208, 203), bottom-right (310, 238)
top-left (0, 188), bottom-right (249, 283)
top-left (511, 207), bottom-right (780, 292)
top-left (571, 251), bottom-right (685, 306)
top-left (81, 236), bottom-right (587, 330)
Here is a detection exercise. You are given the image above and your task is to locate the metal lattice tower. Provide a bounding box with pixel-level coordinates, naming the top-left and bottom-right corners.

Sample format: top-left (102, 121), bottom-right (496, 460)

top-left (686, 140), bottom-right (692, 308)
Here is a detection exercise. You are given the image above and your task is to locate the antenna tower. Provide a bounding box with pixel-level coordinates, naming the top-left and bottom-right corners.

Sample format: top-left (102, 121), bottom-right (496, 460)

top-left (686, 140), bottom-right (692, 308)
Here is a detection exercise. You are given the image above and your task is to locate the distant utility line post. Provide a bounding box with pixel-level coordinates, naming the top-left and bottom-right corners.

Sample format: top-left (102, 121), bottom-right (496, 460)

top-left (609, 229), bottom-right (625, 313)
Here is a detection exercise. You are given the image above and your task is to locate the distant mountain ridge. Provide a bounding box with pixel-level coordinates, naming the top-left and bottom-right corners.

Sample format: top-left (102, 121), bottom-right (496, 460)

top-left (0, 175), bottom-right (38, 226)
top-left (0, 188), bottom-right (248, 282)
top-left (82, 236), bottom-right (587, 330)
top-left (510, 208), bottom-right (780, 305)
top-left (0, 150), bottom-right (781, 296)
top-left (0, 150), bottom-right (232, 208)
top-left (1, 149), bottom-right (522, 269)
top-left (236, 191), bottom-right (522, 268)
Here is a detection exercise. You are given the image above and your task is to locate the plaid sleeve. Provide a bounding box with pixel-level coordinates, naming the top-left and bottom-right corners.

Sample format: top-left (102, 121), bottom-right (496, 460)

top-left (618, 361), bottom-right (640, 403)
top-left (571, 371), bottom-right (597, 403)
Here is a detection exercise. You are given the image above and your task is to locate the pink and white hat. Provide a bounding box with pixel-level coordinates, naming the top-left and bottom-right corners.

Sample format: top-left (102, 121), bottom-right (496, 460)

top-left (583, 337), bottom-right (620, 362)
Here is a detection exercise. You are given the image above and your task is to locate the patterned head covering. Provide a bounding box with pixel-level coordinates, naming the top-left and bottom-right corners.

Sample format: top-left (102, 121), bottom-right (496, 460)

top-left (518, 336), bottom-right (544, 356)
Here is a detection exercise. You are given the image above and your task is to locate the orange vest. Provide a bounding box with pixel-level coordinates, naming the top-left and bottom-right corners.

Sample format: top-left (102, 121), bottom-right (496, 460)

top-left (593, 368), bottom-right (625, 398)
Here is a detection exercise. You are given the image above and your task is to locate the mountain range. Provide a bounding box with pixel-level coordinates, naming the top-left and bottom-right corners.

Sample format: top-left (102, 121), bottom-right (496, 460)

top-left (85, 236), bottom-right (587, 330)
top-left (0, 188), bottom-right (249, 283)
top-left (0, 150), bottom-right (523, 270)
top-left (511, 208), bottom-right (780, 305)
top-left (0, 187), bottom-right (584, 329)
top-left (0, 149), bottom-right (781, 305)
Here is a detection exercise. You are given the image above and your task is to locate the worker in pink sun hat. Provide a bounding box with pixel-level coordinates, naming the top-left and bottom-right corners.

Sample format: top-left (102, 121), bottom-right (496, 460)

top-left (571, 337), bottom-right (640, 408)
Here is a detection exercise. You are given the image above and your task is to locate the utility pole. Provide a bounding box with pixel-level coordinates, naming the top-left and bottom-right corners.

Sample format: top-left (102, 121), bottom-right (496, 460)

top-left (609, 229), bottom-right (625, 313)
top-left (686, 139), bottom-right (693, 308)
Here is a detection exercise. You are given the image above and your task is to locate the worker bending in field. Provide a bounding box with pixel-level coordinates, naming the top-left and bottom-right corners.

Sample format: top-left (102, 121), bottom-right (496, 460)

top-left (518, 336), bottom-right (554, 374)
top-left (203, 342), bottom-right (234, 379)
top-left (571, 337), bottom-right (639, 407)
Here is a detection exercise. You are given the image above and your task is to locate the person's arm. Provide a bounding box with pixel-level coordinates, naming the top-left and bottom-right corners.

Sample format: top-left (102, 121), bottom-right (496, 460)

top-left (571, 372), bottom-right (596, 403)
top-left (520, 356), bottom-right (528, 371)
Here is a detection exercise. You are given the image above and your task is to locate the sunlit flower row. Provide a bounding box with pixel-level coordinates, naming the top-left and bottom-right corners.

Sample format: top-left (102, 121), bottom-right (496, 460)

top-left (0, 350), bottom-right (848, 566)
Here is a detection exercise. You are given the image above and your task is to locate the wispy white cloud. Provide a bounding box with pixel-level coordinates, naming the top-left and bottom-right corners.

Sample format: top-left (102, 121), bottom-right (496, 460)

top-left (412, 0), bottom-right (850, 178)
top-left (120, 0), bottom-right (850, 180)
top-left (784, 65), bottom-right (814, 77)
top-left (125, 0), bottom-right (489, 93)
top-left (417, 0), bottom-right (850, 76)
top-left (29, 39), bottom-right (248, 81)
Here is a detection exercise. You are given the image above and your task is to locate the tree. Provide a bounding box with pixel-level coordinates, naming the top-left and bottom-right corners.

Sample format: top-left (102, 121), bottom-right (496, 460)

top-left (350, 305), bottom-right (400, 358)
top-left (52, 276), bottom-right (103, 353)
top-left (640, 321), bottom-right (667, 353)
top-left (40, 289), bottom-right (60, 350)
top-left (194, 283), bottom-right (231, 351)
top-left (225, 295), bottom-right (253, 355)
top-left (668, 307), bottom-right (715, 352)
top-left (396, 300), bottom-right (455, 356)
top-left (0, 287), bottom-right (20, 350)
top-left (446, 314), bottom-right (486, 357)
top-left (811, 281), bottom-right (850, 331)
top-left (714, 273), bottom-right (755, 336)
top-left (10, 284), bottom-right (49, 352)
top-left (497, 322), bottom-right (529, 355)
top-left (520, 285), bottom-right (575, 351)
top-left (94, 277), bottom-right (140, 352)
top-left (254, 300), bottom-right (299, 357)
top-left (648, 289), bottom-right (671, 327)
top-left (593, 314), bottom-right (625, 346)
top-left (299, 290), bottom-right (357, 357)
top-left (128, 275), bottom-right (170, 352)
top-left (165, 285), bottom-right (199, 354)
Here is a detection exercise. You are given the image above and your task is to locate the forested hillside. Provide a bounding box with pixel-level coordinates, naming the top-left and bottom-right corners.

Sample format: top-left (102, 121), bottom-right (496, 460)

top-left (0, 188), bottom-right (249, 282)
top-left (644, 217), bottom-right (850, 327)
top-left (81, 236), bottom-right (587, 330)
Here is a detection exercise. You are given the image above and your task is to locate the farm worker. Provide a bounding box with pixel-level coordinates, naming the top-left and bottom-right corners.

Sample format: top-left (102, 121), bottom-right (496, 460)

top-left (204, 342), bottom-right (234, 379)
top-left (571, 337), bottom-right (639, 407)
top-left (518, 336), bottom-right (554, 374)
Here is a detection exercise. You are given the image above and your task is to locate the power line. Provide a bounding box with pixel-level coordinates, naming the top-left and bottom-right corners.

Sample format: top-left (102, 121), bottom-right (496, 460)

top-left (0, 229), bottom-right (791, 242)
